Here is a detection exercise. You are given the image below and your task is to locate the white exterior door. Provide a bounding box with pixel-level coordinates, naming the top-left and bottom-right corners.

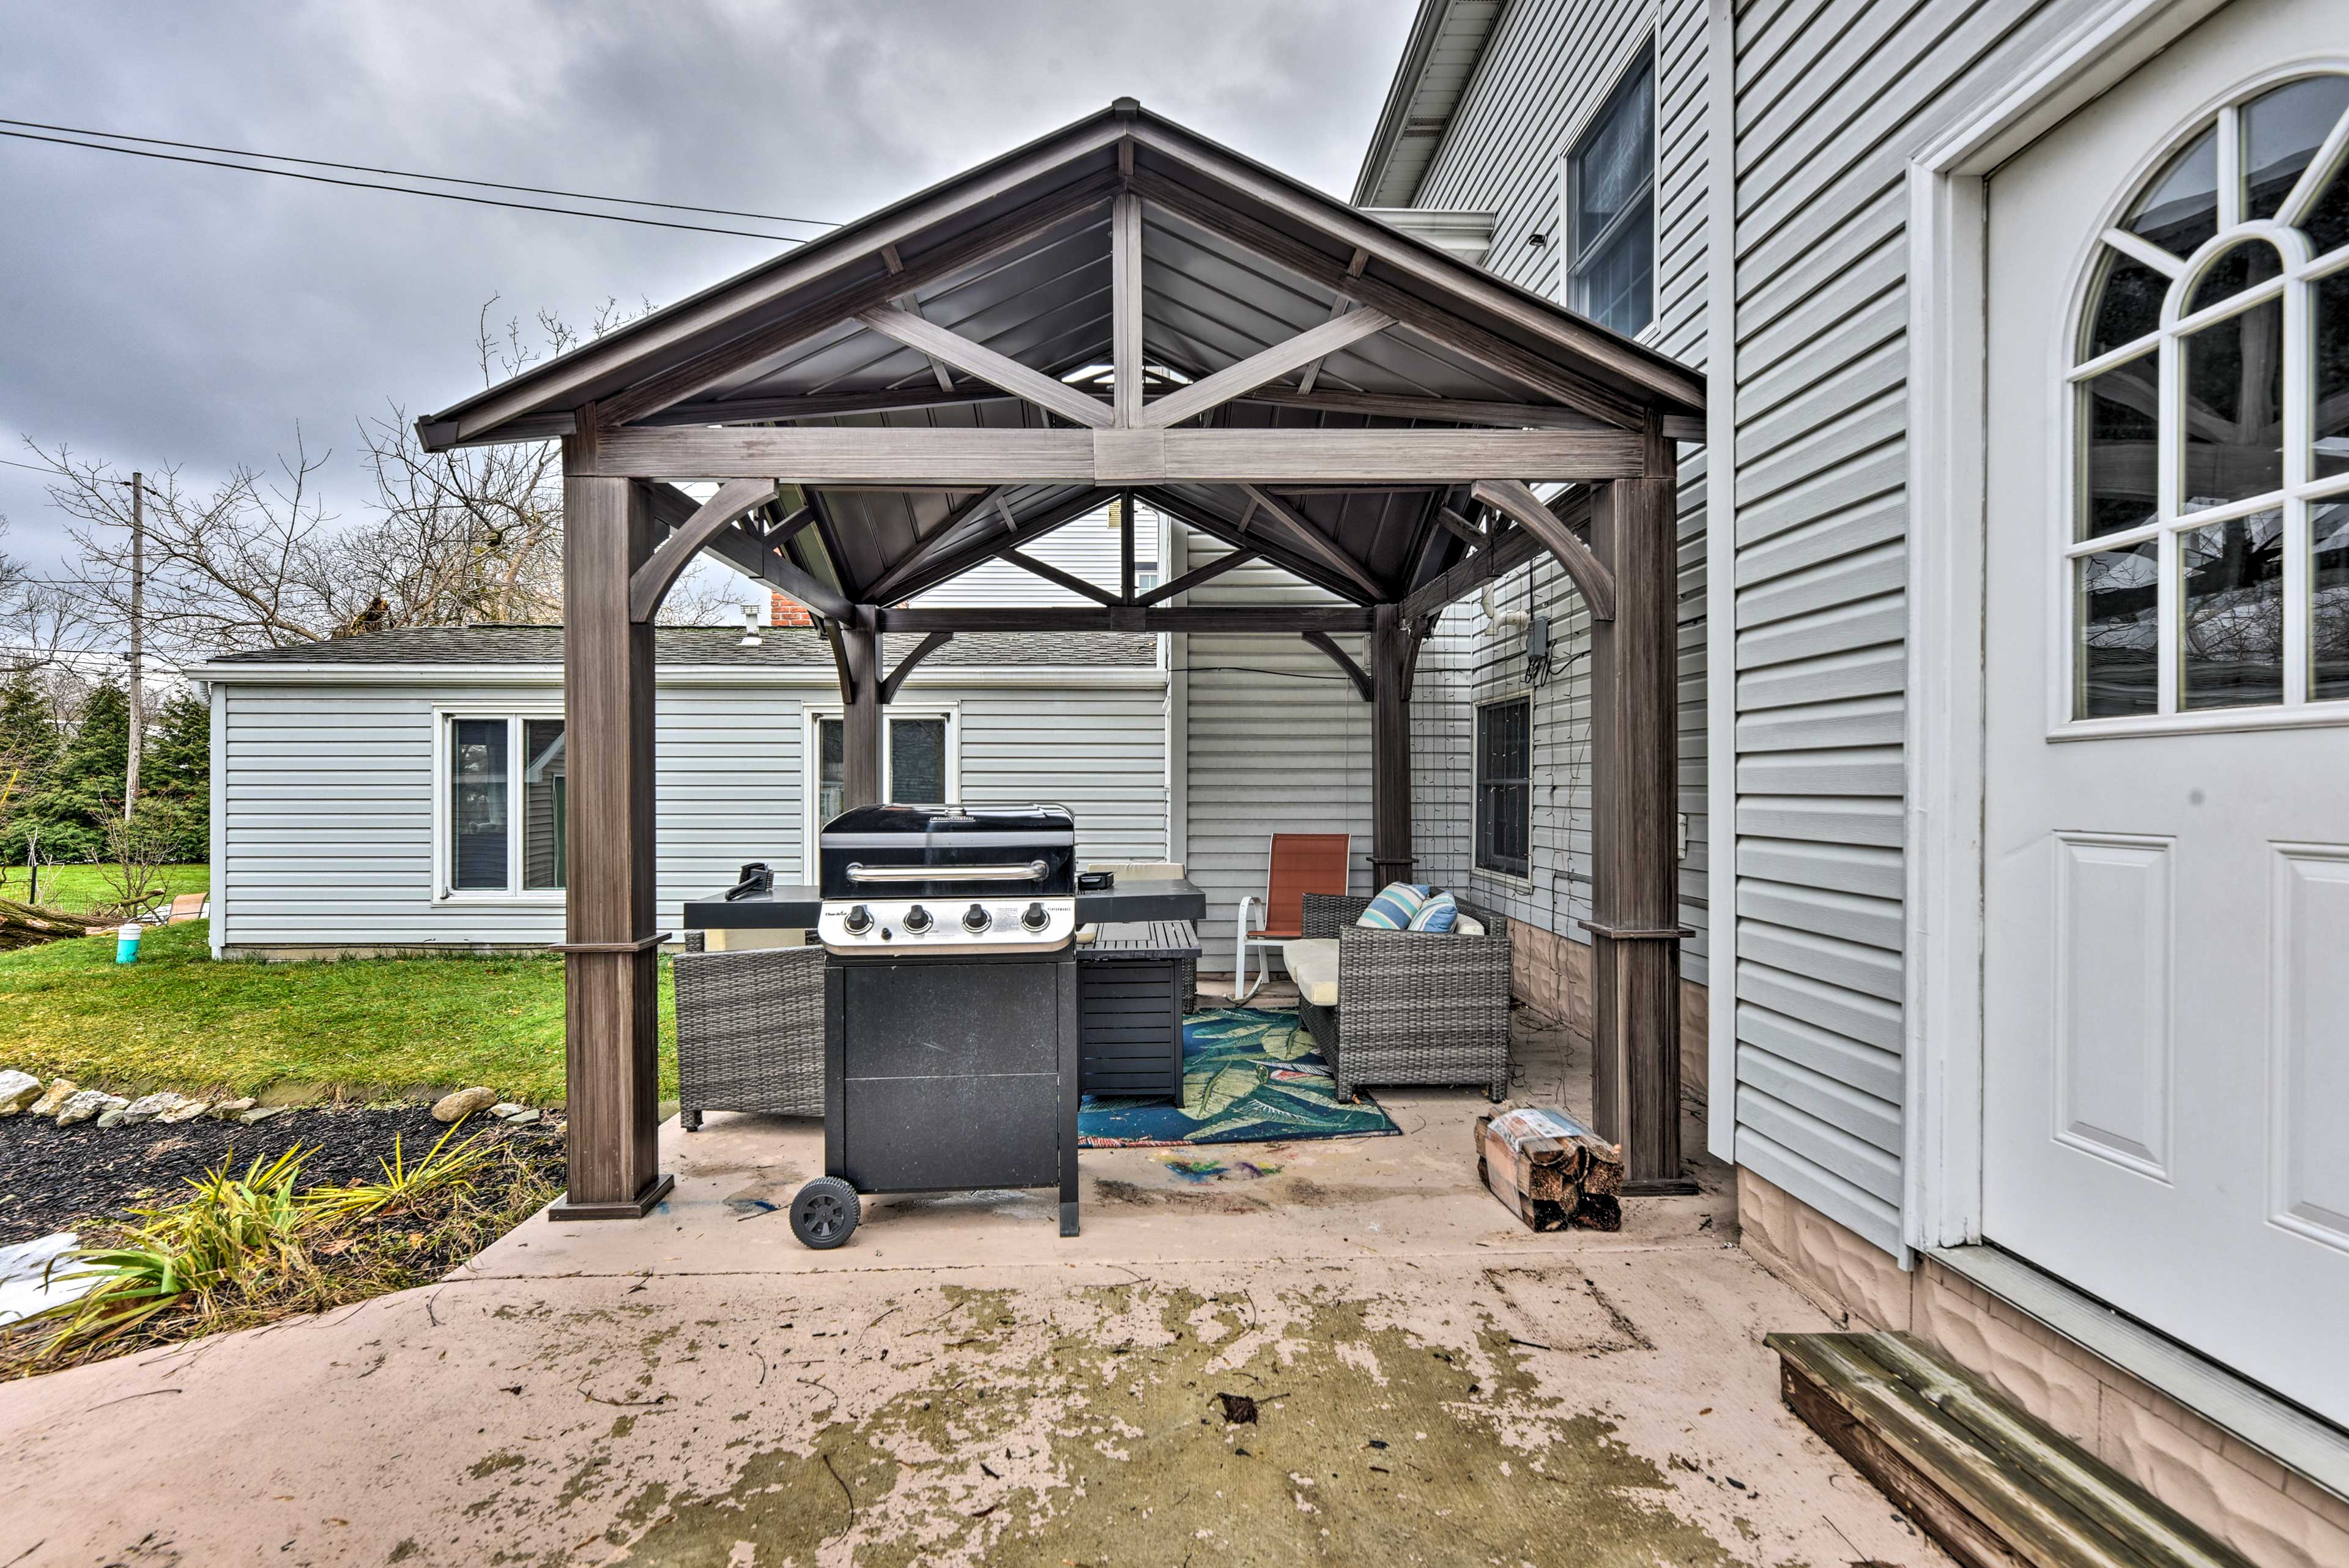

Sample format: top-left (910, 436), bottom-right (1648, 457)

top-left (1981, 0), bottom-right (2349, 1425)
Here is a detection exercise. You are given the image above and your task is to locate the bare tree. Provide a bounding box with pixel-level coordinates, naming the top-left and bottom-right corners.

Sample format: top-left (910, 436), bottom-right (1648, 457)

top-left (26, 296), bottom-right (757, 660)
top-left (35, 436), bottom-right (351, 655)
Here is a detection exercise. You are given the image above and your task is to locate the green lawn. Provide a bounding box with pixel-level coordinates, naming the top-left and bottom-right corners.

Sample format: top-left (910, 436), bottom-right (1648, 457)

top-left (0, 862), bottom-right (212, 916)
top-left (0, 920), bottom-right (677, 1105)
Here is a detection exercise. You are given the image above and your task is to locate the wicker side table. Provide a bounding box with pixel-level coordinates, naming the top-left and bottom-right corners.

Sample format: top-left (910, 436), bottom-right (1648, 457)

top-left (674, 938), bottom-right (826, 1128)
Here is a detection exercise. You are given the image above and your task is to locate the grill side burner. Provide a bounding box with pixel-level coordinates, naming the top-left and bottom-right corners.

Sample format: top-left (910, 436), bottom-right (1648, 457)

top-left (804, 801), bottom-right (1083, 1245)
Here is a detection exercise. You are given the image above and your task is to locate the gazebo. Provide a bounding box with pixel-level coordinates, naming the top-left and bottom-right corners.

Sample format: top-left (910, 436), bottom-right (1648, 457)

top-left (417, 99), bottom-right (1705, 1221)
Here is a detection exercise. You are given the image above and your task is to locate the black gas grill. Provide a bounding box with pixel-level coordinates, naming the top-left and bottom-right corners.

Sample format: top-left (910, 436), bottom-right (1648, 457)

top-left (792, 804), bottom-right (1082, 1246)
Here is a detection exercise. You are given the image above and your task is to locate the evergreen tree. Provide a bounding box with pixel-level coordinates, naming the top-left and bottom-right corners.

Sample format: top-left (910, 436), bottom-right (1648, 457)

top-left (10, 684), bottom-right (129, 863)
top-left (0, 674), bottom-right (59, 812)
top-left (139, 691), bottom-right (211, 861)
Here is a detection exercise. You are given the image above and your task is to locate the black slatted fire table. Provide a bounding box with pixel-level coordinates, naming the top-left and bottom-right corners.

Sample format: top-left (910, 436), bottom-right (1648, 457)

top-left (1075, 921), bottom-right (1201, 1105)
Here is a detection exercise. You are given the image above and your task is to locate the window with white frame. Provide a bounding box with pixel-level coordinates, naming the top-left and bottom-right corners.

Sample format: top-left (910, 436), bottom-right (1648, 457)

top-left (1564, 46), bottom-right (1656, 338)
top-left (1474, 696), bottom-right (1532, 877)
top-left (2070, 73), bottom-right (2349, 720)
top-left (443, 715), bottom-right (565, 896)
top-left (808, 710), bottom-right (957, 847)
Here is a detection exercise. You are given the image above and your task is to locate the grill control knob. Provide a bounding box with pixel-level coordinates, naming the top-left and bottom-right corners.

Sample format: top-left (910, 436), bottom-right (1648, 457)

top-left (842, 904), bottom-right (872, 935)
top-left (962, 902), bottom-right (991, 934)
top-left (1020, 901), bottom-right (1050, 932)
top-left (902, 904), bottom-right (932, 934)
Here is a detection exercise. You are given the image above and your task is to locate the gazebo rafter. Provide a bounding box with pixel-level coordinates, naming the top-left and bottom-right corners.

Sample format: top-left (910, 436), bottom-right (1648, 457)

top-left (418, 96), bottom-right (1705, 1224)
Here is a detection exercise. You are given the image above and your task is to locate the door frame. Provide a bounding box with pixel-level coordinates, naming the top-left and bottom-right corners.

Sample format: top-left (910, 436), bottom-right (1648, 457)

top-left (1901, 0), bottom-right (2229, 1254)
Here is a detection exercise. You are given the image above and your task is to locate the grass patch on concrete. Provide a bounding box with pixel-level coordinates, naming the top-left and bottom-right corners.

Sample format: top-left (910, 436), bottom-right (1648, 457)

top-left (0, 919), bottom-right (677, 1104)
top-left (2, 862), bottom-right (210, 915)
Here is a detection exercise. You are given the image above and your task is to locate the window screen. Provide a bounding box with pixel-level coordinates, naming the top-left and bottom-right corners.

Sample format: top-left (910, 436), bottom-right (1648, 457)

top-left (521, 718), bottom-right (566, 891)
top-left (889, 718), bottom-right (948, 804)
top-left (449, 718), bottom-right (510, 891)
top-left (1567, 51), bottom-right (1656, 338)
top-left (1475, 698), bottom-right (1532, 877)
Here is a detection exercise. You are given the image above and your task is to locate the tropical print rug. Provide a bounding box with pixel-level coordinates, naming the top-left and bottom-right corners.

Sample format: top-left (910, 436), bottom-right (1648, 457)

top-left (1077, 1006), bottom-right (1400, 1147)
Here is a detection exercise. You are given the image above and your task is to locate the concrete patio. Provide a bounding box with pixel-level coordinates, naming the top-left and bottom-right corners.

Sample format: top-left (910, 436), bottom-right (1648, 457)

top-left (0, 1006), bottom-right (1946, 1567)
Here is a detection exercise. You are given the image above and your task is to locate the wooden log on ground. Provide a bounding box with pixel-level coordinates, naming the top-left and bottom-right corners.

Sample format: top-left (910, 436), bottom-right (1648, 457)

top-left (0, 899), bottom-right (112, 950)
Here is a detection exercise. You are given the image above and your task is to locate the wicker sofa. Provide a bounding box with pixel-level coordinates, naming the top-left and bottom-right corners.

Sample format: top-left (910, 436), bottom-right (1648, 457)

top-left (673, 935), bottom-right (825, 1129)
top-left (1284, 892), bottom-right (1512, 1104)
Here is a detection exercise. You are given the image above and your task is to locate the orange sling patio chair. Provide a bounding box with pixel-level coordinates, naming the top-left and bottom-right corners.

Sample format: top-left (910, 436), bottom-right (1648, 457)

top-left (1233, 833), bottom-right (1353, 1003)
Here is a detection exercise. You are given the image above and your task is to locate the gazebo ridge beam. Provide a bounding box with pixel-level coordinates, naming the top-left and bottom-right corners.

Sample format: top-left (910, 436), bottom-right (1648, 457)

top-left (568, 426), bottom-right (1645, 485)
top-left (877, 604), bottom-right (1374, 633)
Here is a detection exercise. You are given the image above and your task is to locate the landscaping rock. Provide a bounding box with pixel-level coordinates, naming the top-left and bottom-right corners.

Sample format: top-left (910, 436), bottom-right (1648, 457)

top-left (95, 1107), bottom-right (132, 1129)
top-left (0, 1071), bottom-right (41, 1116)
top-left (119, 1092), bottom-right (188, 1126)
top-left (489, 1102), bottom-right (527, 1120)
top-left (156, 1100), bottom-right (212, 1124)
top-left (209, 1098), bottom-right (256, 1120)
top-left (238, 1105), bottom-right (290, 1126)
top-left (57, 1091), bottom-right (128, 1127)
top-left (432, 1087), bottom-right (497, 1124)
top-left (29, 1079), bottom-right (76, 1118)
top-left (499, 1109), bottom-right (543, 1127)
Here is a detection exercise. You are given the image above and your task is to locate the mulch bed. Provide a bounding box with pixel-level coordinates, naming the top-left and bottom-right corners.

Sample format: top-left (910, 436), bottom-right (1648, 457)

top-left (0, 1103), bottom-right (566, 1246)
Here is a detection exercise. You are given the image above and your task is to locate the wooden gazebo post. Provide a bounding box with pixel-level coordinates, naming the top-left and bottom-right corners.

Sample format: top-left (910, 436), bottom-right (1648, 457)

top-left (551, 423), bottom-right (673, 1220)
top-left (1369, 603), bottom-right (1414, 888)
top-left (1585, 428), bottom-right (1694, 1195)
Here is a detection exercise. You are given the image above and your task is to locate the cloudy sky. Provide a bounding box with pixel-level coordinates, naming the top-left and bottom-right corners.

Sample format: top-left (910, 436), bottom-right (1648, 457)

top-left (0, 0), bottom-right (1415, 582)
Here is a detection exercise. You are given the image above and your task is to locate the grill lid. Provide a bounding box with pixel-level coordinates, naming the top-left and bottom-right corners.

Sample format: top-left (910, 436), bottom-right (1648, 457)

top-left (820, 803), bottom-right (1074, 845)
top-left (819, 803), bottom-right (1075, 899)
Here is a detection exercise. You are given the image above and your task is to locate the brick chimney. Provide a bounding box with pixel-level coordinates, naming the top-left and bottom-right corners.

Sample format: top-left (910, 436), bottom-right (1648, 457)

top-left (770, 592), bottom-right (815, 628)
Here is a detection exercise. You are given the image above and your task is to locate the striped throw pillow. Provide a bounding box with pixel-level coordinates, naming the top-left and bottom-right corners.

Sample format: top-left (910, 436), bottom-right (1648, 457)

top-left (1406, 891), bottom-right (1459, 933)
top-left (1357, 882), bottom-right (1434, 930)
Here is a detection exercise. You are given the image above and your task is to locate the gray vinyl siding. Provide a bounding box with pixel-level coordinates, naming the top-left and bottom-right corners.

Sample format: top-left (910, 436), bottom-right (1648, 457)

top-left (215, 674), bottom-right (1165, 951)
top-left (1178, 540), bottom-right (1375, 965)
top-left (214, 683), bottom-right (801, 950)
top-left (1395, 0), bottom-right (1713, 986)
top-left (1723, 0), bottom-right (2085, 1252)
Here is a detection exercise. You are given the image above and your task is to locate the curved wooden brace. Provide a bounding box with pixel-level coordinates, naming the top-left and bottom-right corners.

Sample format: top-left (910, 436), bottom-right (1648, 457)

top-left (881, 631), bottom-right (954, 704)
top-left (1469, 479), bottom-right (1615, 622)
top-left (629, 478), bottom-right (776, 622)
top-left (1302, 630), bottom-right (1373, 700)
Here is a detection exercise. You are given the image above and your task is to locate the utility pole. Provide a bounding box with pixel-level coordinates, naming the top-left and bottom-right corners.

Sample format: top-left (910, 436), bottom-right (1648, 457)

top-left (125, 470), bottom-right (144, 817)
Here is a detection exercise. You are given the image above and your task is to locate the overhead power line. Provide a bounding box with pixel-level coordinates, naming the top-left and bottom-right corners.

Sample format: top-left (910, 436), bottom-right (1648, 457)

top-left (0, 116), bottom-right (841, 229)
top-left (0, 122), bottom-right (837, 243)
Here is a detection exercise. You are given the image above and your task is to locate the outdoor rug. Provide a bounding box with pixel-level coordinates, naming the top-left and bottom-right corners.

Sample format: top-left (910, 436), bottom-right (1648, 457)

top-left (1076, 1006), bottom-right (1400, 1147)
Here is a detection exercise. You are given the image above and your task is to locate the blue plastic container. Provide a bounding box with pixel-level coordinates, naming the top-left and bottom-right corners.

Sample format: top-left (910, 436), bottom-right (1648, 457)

top-left (115, 922), bottom-right (142, 964)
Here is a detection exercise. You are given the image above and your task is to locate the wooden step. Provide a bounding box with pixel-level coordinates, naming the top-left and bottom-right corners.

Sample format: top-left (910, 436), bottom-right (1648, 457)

top-left (1768, 1332), bottom-right (2253, 1568)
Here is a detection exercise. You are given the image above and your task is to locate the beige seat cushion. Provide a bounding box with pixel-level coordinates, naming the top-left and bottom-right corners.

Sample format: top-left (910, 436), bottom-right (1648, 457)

top-left (1453, 913), bottom-right (1486, 937)
top-left (1280, 938), bottom-right (1341, 1008)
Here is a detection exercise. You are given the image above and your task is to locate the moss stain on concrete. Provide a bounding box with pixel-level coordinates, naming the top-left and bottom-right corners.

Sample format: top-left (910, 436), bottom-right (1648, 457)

top-left (575, 1281), bottom-right (1752, 1568)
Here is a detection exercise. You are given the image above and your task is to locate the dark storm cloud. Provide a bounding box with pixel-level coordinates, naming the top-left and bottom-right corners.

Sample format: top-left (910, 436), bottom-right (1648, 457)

top-left (0, 0), bottom-right (1414, 570)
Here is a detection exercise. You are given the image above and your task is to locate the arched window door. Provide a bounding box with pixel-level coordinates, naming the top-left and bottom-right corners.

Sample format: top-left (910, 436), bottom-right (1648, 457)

top-left (2070, 72), bottom-right (2349, 719)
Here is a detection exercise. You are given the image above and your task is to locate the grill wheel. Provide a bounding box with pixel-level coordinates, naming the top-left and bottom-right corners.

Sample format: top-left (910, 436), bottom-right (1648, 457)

top-left (789, 1176), bottom-right (861, 1249)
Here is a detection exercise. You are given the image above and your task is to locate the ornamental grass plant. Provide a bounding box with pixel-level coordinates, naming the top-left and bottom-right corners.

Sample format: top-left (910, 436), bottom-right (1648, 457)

top-left (6, 1128), bottom-right (559, 1377)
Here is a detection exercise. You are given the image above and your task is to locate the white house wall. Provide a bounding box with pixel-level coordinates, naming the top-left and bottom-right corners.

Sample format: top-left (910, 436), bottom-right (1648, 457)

top-left (213, 675), bottom-right (1165, 953)
top-left (1720, 0), bottom-right (2090, 1253)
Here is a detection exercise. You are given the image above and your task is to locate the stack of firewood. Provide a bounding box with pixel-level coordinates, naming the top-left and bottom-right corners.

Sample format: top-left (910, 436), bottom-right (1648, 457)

top-left (1474, 1103), bottom-right (1625, 1232)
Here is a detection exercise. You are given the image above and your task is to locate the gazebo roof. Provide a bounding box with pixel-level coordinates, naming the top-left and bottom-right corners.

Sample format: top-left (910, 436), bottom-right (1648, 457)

top-left (418, 98), bottom-right (1702, 611)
